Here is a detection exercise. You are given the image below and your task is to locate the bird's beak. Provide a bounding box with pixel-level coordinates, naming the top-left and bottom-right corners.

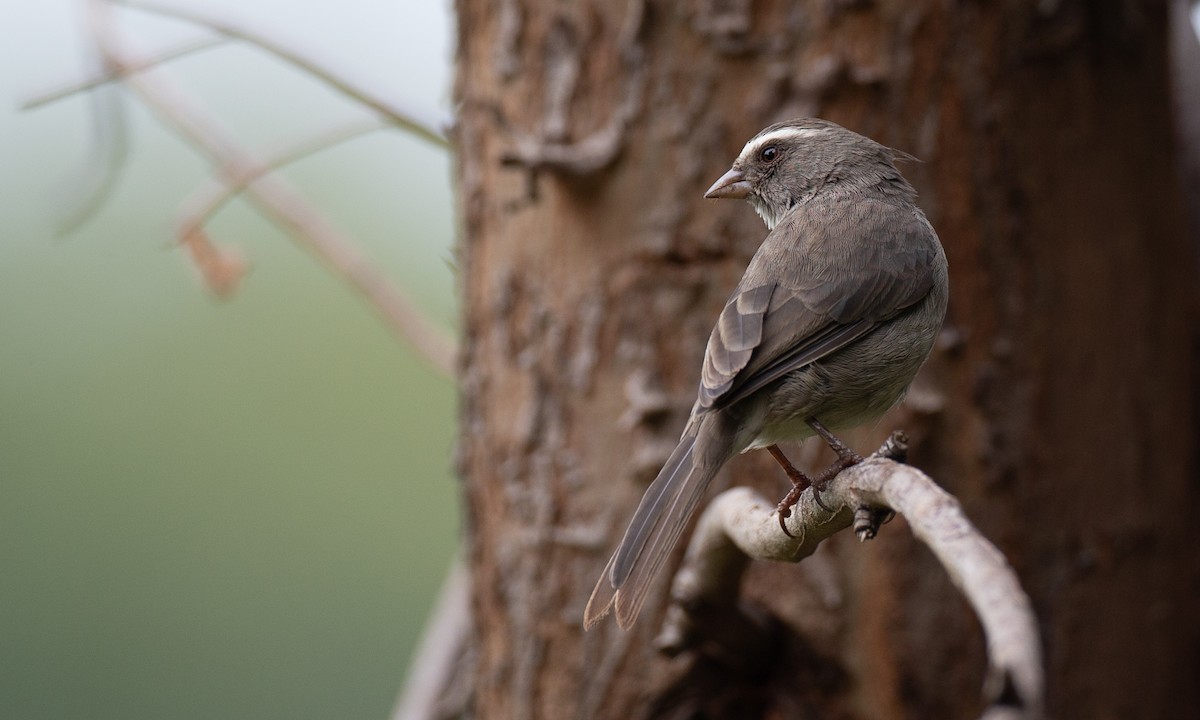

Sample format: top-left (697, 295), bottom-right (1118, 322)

top-left (704, 168), bottom-right (751, 199)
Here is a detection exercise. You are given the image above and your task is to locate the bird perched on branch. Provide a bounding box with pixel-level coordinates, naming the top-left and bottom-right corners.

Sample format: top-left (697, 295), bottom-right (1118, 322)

top-left (585, 118), bottom-right (948, 630)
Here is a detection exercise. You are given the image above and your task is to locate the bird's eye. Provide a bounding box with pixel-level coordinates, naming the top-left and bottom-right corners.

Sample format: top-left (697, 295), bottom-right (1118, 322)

top-left (760, 146), bottom-right (778, 162)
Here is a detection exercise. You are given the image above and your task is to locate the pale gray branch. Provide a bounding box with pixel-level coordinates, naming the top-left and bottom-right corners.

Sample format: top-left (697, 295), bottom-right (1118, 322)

top-left (659, 439), bottom-right (1044, 720)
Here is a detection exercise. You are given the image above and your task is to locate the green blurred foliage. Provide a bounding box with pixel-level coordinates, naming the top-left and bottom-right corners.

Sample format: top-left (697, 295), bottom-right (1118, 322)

top-left (0, 3), bottom-right (459, 719)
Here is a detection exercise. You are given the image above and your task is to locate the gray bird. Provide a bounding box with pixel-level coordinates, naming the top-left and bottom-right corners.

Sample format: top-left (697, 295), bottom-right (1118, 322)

top-left (584, 118), bottom-right (949, 630)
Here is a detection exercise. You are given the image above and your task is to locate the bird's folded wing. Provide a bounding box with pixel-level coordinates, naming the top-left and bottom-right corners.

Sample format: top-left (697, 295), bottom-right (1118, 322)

top-left (698, 201), bottom-right (939, 410)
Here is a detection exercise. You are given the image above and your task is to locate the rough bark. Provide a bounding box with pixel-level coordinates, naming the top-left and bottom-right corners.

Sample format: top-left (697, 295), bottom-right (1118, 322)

top-left (452, 1), bottom-right (1199, 718)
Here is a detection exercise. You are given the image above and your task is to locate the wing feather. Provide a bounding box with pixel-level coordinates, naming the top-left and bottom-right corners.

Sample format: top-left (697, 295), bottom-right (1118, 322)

top-left (698, 199), bottom-right (940, 410)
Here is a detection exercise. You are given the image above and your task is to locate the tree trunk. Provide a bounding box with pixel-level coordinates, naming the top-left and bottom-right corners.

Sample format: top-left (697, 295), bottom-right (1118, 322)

top-left (452, 1), bottom-right (1199, 718)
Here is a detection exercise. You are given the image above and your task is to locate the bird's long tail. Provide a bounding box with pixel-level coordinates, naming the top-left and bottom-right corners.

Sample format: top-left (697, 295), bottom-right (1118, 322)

top-left (584, 415), bottom-right (732, 630)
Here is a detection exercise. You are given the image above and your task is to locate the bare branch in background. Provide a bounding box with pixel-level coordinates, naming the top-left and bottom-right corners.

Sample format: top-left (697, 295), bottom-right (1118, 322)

top-left (19, 36), bottom-right (228, 111)
top-left (24, 38), bottom-right (226, 232)
top-left (84, 0), bottom-right (456, 377)
top-left (52, 75), bottom-right (130, 235)
top-left (179, 226), bottom-right (247, 298)
top-left (390, 556), bottom-right (473, 720)
top-left (657, 434), bottom-right (1044, 720)
top-left (176, 119), bottom-right (386, 242)
top-left (23, 1), bottom-right (450, 235)
top-left (117, 0), bottom-right (451, 148)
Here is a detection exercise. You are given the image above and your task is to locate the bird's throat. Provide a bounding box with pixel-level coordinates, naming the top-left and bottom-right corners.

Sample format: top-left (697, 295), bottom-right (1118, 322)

top-left (750, 196), bottom-right (783, 230)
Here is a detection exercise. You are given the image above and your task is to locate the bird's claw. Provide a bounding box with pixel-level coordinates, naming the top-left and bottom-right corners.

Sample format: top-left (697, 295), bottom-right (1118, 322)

top-left (776, 474), bottom-right (833, 537)
top-left (811, 481), bottom-right (834, 512)
top-left (776, 488), bottom-right (801, 537)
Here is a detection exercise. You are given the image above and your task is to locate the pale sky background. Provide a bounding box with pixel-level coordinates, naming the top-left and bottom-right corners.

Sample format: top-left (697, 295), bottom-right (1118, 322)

top-left (1, 3), bottom-right (460, 720)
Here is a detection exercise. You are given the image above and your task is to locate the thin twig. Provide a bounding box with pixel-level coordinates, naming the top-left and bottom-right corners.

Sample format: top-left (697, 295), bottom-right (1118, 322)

top-left (53, 72), bottom-right (131, 234)
top-left (19, 36), bottom-right (227, 111)
top-left (658, 436), bottom-right (1044, 720)
top-left (176, 119), bottom-right (386, 242)
top-left (116, 0), bottom-right (450, 148)
top-left (85, 0), bottom-right (456, 377)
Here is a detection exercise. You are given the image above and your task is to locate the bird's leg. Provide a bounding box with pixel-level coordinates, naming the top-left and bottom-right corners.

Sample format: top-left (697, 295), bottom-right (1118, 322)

top-left (804, 418), bottom-right (864, 509)
top-left (766, 444), bottom-right (812, 537)
top-left (808, 418), bottom-right (863, 466)
top-left (768, 422), bottom-right (865, 535)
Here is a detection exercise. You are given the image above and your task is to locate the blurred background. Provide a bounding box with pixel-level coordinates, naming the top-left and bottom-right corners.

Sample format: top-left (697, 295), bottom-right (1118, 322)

top-left (0, 2), bottom-right (459, 719)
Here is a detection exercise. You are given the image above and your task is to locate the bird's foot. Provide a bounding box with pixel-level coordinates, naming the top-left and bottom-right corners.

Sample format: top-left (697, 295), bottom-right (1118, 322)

top-left (807, 452), bottom-right (862, 511)
top-left (774, 486), bottom-right (804, 537)
top-left (805, 417), bottom-right (865, 510)
top-left (767, 445), bottom-right (812, 538)
top-left (767, 427), bottom-right (867, 536)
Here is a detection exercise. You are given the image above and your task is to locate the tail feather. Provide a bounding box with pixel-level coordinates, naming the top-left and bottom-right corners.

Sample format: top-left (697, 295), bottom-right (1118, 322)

top-left (611, 441), bottom-right (696, 588)
top-left (584, 417), bottom-right (731, 630)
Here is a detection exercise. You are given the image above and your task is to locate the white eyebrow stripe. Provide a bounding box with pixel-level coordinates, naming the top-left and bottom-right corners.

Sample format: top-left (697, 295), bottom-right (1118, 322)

top-left (740, 127), bottom-right (825, 160)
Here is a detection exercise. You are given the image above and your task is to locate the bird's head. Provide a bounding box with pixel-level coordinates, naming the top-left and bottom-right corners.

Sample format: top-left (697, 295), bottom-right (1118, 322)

top-left (705, 118), bottom-right (913, 229)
